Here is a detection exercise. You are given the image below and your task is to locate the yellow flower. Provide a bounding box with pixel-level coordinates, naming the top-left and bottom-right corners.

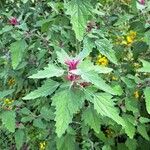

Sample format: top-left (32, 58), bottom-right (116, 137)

top-left (7, 78), bottom-right (15, 86)
top-left (120, 31), bottom-right (137, 46)
top-left (105, 128), bottom-right (114, 138)
top-left (134, 91), bottom-right (139, 99)
top-left (39, 141), bottom-right (46, 150)
top-left (126, 31), bottom-right (137, 44)
top-left (96, 54), bottom-right (108, 66)
top-left (112, 76), bottom-right (118, 81)
top-left (3, 98), bottom-right (14, 105)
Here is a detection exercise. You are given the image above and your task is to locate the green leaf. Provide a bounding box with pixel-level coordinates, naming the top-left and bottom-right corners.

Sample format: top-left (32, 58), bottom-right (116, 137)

top-left (77, 38), bottom-right (95, 60)
top-left (40, 106), bottom-right (54, 121)
top-left (29, 64), bottom-right (64, 79)
top-left (10, 39), bottom-right (28, 69)
top-left (65, 0), bottom-right (93, 41)
top-left (82, 106), bottom-right (100, 133)
top-left (123, 117), bottom-right (135, 139)
top-left (56, 49), bottom-right (70, 65)
top-left (57, 134), bottom-right (77, 150)
top-left (22, 80), bottom-right (59, 100)
top-left (15, 129), bottom-right (24, 150)
top-left (77, 59), bottom-right (113, 74)
top-left (0, 89), bottom-right (15, 99)
top-left (95, 39), bottom-right (118, 65)
top-left (137, 124), bottom-right (149, 141)
top-left (52, 88), bottom-right (85, 137)
top-left (144, 87), bottom-right (150, 114)
top-left (1, 110), bottom-right (16, 132)
top-left (138, 60), bottom-right (150, 73)
top-left (92, 93), bottom-right (125, 127)
top-left (125, 138), bottom-right (137, 150)
top-left (81, 71), bottom-right (117, 95)
top-left (33, 118), bottom-right (46, 129)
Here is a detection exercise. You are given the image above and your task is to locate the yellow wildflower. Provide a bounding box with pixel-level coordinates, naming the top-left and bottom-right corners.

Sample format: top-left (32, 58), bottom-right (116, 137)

top-left (105, 128), bottom-right (114, 138)
top-left (3, 98), bottom-right (14, 105)
top-left (7, 78), bottom-right (15, 86)
top-left (134, 91), bottom-right (139, 99)
top-left (112, 76), bottom-right (118, 81)
top-left (126, 31), bottom-right (137, 44)
top-left (96, 54), bottom-right (108, 66)
top-left (39, 141), bottom-right (46, 150)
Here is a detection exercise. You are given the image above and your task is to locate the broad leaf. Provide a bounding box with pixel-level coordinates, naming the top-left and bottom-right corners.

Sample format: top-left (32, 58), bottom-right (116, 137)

top-left (95, 39), bottom-right (118, 65)
top-left (81, 71), bottom-right (117, 95)
top-left (22, 79), bottom-right (59, 100)
top-left (137, 124), bottom-right (149, 141)
top-left (57, 134), bottom-right (77, 150)
top-left (15, 129), bottom-right (24, 150)
top-left (144, 87), bottom-right (150, 114)
top-left (65, 0), bottom-right (93, 41)
top-left (82, 106), bottom-right (100, 133)
top-left (52, 88), bottom-right (85, 137)
top-left (56, 49), bottom-right (70, 65)
top-left (90, 93), bottom-right (125, 127)
top-left (138, 60), bottom-right (150, 73)
top-left (77, 38), bottom-right (95, 60)
top-left (1, 110), bottom-right (16, 132)
top-left (10, 39), bottom-right (28, 69)
top-left (29, 64), bottom-right (64, 79)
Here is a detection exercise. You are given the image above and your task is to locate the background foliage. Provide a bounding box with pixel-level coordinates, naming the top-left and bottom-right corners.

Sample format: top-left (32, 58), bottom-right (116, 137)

top-left (0, 0), bottom-right (150, 150)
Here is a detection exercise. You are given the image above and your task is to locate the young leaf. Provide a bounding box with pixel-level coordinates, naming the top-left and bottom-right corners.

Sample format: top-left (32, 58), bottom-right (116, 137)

top-left (10, 39), bottom-right (28, 69)
top-left (56, 49), bottom-right (70, 64)
top-left (15, 129), bottom-right (24, 150)
top-left (56, 133), bottom-right (77, 150)
top-left (91, 93), bottom-right (125, 127)
top-left (22, 79), bottom-right (59, 100)
top-left (95, 39), bottom-right (118, 65)
top-left (1, 110), bottom-right (16, 132)
top-left (81, 71), bottom-right (117, 95)
top-left (29, 64), bottom-right (64, 79)
top-left (137, 124), bottom-right (149, 141)
top-left (82, 106), bottom-right (100, 133)
top-left (137, 60), bottom-right (150, 73)
top-left (65, 0), bottom-right (93, 41)
top-left (52, 88), bottom-right (85, 137)
top-left (144, 87), bottom-right (150, 114)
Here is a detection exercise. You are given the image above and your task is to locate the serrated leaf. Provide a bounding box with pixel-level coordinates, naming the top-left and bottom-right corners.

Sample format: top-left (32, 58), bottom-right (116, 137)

top-left (52, 88), bottom-right (85, 137)
top-left (138, 59), bottom-right (150, 73)
top-left (77, 38), bottom-right (95, 60)
top-left (95, 39), bottom-right (118, 65)
top-left (22, 80), bottom-right (59, 100)
top-left (56, 49), bottom-right (70, 64)
top-left (125, 138), bottom-right (137, 150)
top-left (144, 87), bottom-right (150, 114)
top-left (40, 106), bottom-right (54, 121)
top-left (77, 59), bottom-right (113, 74)
top-left (92, 93), bottom-right (125, 127)
top-left (81, 71), bottom-right (117, 95)
top-left (82, 106), bottom-right (100, 133)
top-left (123, 116), bottom-right (135, 139)
top-left (10, 39), bottom-right (28, 69)
top-left (57, 134), bottom-right (77, 150)
top-left (15, 129), bottom-right (24, 150)
top-left (0, 89), bottom-right (15, 99)
top-left (137, 124), bottom-right (149, 141)
top-left (1, 110), bottom-right (16, 132)
top-left (65, 0), bottom-right (93, 41)
top-left (33, 118), bottom-right (46, 129)
top-left (29, 64), bottom-right (64, 79)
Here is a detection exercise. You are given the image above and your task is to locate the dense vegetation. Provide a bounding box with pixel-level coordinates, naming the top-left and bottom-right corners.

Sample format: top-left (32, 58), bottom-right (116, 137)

top-left (0, 0), bottom-right (150, 149)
